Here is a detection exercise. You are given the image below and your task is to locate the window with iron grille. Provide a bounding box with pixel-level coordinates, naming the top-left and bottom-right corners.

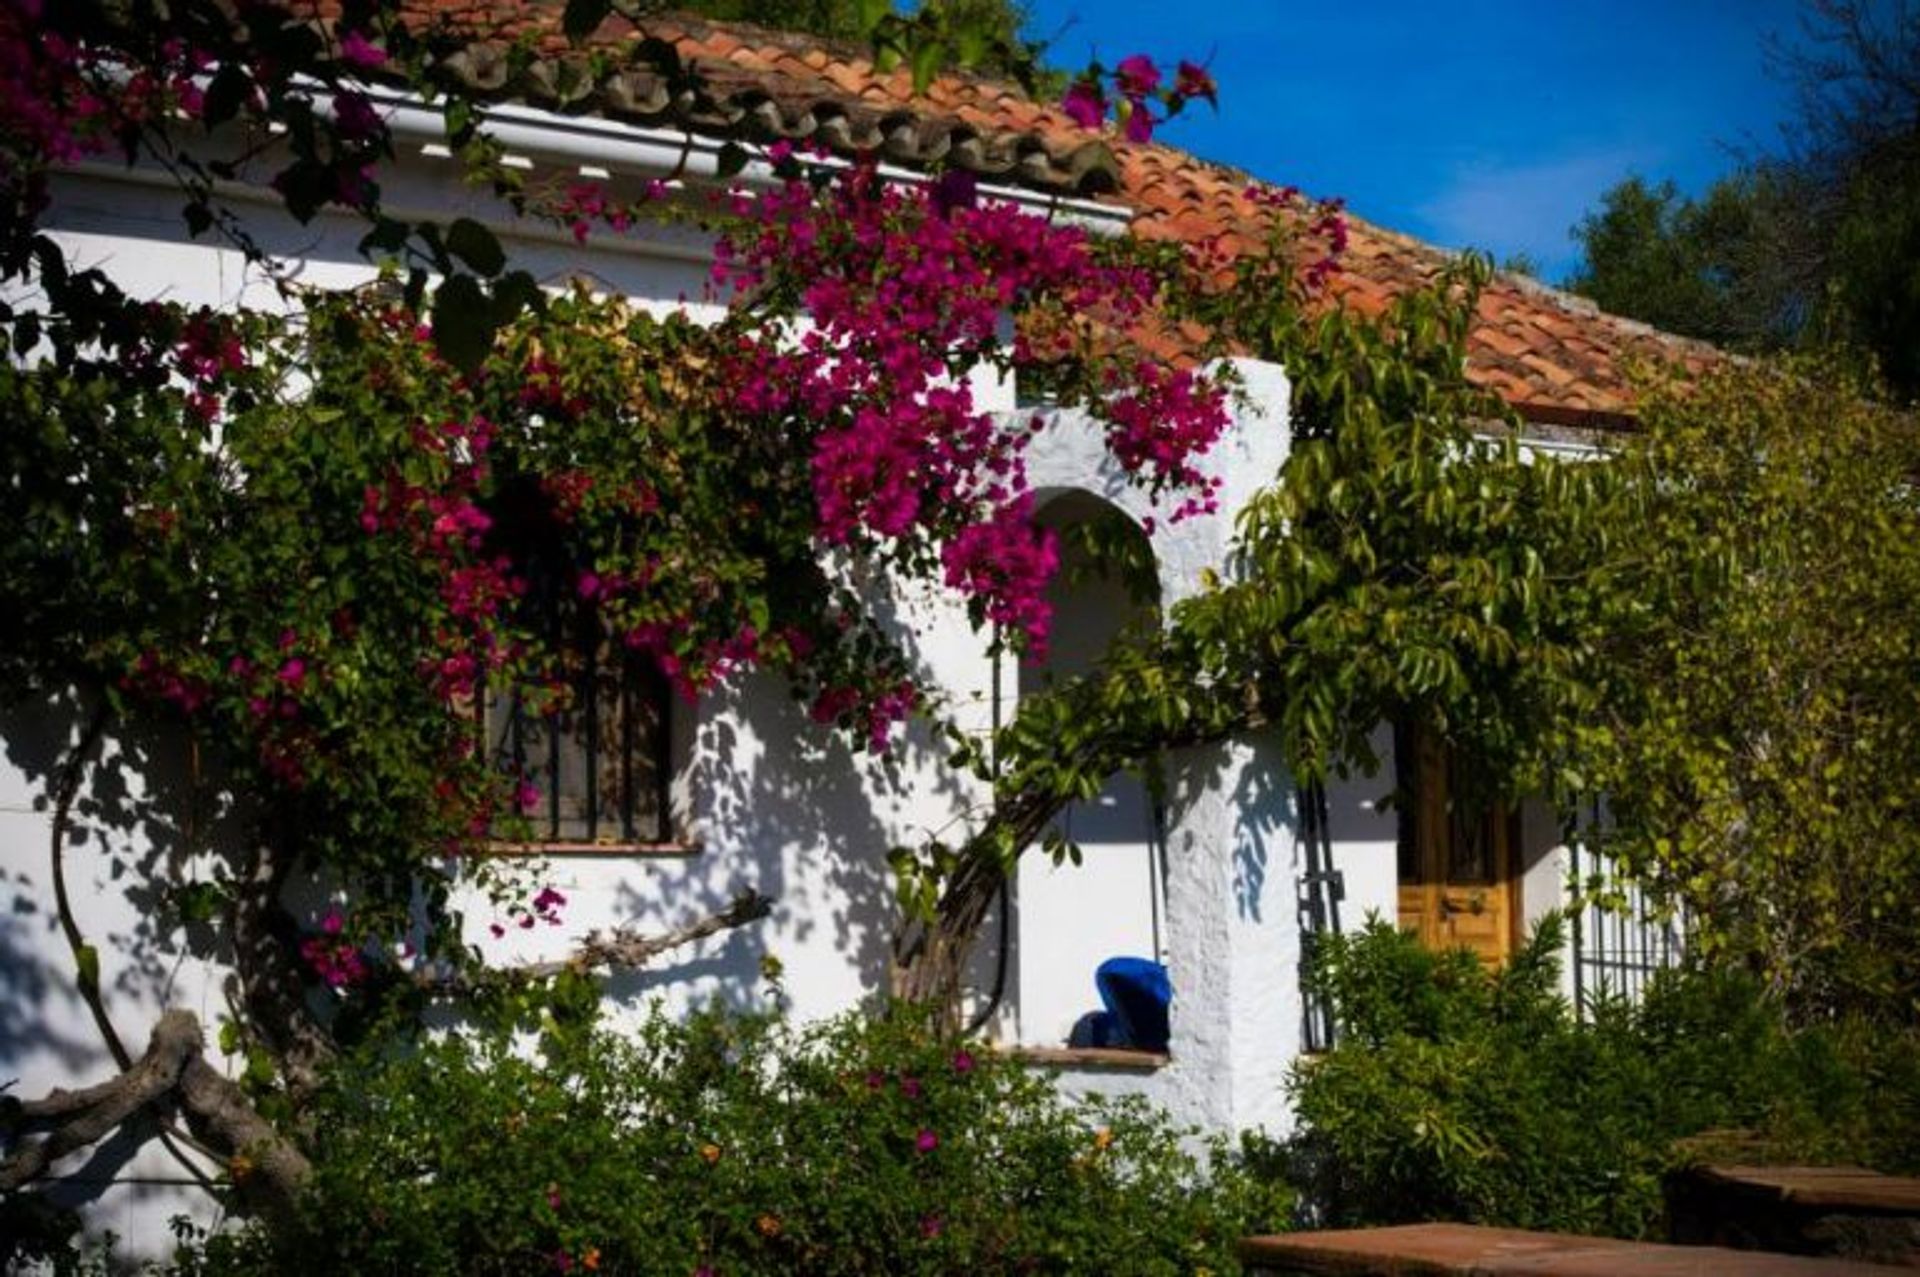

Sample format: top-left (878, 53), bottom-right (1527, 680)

top-left (487, 574), bottom-right (676, 848)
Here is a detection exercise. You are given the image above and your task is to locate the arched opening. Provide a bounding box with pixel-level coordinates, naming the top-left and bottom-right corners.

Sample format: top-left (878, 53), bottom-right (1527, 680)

top-left (1009, 491), bottom-right (1168, 1049)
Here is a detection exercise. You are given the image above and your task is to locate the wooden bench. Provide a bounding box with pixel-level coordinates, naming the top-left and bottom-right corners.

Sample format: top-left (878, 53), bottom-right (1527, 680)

top-left (1241, 1222), bottom-right (1909, 1274)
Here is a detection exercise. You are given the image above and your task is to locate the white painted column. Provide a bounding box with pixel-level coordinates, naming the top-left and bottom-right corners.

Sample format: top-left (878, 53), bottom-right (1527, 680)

top-left (1159, 732), bottom-right (1300, 1133)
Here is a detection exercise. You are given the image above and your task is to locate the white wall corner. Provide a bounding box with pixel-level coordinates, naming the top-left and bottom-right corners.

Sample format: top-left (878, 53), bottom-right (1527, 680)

top-left (1210, 356), bottom-right (1292, 527)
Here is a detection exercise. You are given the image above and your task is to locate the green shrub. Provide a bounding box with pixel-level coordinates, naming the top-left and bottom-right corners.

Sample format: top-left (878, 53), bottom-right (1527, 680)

top-left (1285, 917), bottom-right (1920, 1239)
top-left (170, 1000), bottom-right (1290, 1276)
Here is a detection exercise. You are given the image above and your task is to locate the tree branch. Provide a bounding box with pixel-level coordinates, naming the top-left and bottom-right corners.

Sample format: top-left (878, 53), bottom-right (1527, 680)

top-left (417, 889), bottom-right (774, 994)
top-left (1, 1009), bottom-right (311, 1223)
top-left (0, 1011), bottom-right (197, 1190)
top-left (49, 706), bottom-right (127, 1073)
top-left (530, 889), bottom-right (773, 979)
top-left (176, 1055), bottom-right (311, 1223)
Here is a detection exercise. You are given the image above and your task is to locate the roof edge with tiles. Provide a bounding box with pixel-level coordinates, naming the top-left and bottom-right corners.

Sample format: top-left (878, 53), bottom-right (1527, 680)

top-left (368, 3), bottom-right (1727, 429)
top-left (357, 3), bottom-right (1125, 198)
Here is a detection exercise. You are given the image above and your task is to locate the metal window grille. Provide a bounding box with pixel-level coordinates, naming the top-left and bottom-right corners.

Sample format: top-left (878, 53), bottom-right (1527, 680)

top-left (488, 580), bottom-right (673, 845)
top-left (1568, 836), bottom-right (1685, 1018)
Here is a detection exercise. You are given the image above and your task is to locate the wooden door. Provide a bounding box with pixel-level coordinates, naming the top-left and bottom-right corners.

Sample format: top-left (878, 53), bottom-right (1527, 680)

top-left (1396, 726), bottom-right (1517, 965)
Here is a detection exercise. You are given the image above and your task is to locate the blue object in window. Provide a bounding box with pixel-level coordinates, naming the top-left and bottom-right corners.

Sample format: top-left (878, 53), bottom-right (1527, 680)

top-left (1067, 1010), bottom-right (1118, 1048)
top-left (1094, 956), bottom-right (1171, 1051)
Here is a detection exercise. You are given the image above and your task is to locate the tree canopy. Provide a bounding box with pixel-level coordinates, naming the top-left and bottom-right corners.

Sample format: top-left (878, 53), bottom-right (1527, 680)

top-left (1564, 173), bottom-right (1804, 351)
top-left (1566, 0), bottom-right (1920, 400)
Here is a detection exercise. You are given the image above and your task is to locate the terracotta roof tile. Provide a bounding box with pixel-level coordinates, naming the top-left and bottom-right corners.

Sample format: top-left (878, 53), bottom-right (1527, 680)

top-left (354, 3), bottom-right (1719, 427)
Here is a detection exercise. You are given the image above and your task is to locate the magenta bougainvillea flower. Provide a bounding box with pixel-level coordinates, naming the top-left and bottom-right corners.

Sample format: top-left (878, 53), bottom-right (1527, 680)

top-left (1174, 59), bottom-right (1218, 105)
top-left (337, 30), bottom-right (387, 70)
top-left (1122, 101), bottom-right (1158, 144)
top-left (1060, 78), bottom-right (1106, 129)
top-left (1114, 54), bottom-right (1162, 98)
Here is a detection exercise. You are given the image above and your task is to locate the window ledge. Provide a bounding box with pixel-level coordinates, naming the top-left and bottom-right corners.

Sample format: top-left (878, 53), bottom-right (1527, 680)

top-left (483, 840), bottom-right (703, 858)
top-left (1002, 1046), bottom-right (1171, 1071)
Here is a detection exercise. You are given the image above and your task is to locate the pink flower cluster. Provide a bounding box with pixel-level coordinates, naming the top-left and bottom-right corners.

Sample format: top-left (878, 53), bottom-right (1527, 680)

top-left (121, 649), bottom-right (211, 716)
top-left (714, 159), bottom-right (1223, 664)
top-left (810, 678), bottom-right (920, 754)
top-left (360, 415), bottom-right (526, 704)
top-left (0, 9), bottom-right (188, 169)
top-left (487, 885), bottom-right (567, 937)
top-left (1242, 183), bottom-right (1351, 291)
top-left (939, 498), bottom-right (1060, 654)
top-left (1060, 54), bottom-right (1217, 144)
top-left (174, 310), bottom-right (247, 422)
top-left (547, 178), bottom-right (669, 245)
top-left (235, 629), bottom-right (326, 789)
top-left (0, 13), bottom-right (223, 247)
top-left (300, 908), bottom-right (369, 988)
top-left (1101, 362), bottom-right (1229, 519)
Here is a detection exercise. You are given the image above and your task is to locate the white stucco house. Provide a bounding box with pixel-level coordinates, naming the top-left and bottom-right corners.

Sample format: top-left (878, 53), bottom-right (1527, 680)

top-left (0, 7), bottom-right (1701, 1254)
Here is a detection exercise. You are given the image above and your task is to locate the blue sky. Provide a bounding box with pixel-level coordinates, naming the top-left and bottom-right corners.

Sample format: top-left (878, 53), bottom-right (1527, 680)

top-left (1025, 0), bottom-right (1808, 282)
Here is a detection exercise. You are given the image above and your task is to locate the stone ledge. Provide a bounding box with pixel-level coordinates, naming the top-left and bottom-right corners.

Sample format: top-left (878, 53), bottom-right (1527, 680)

top-left (1240, 1223), bottom-right (1907, 1275)
top-left (1667, 1165), bottom-right (1920, 1268)
top-left (1002, 1046), bottom-right (1170, 1071)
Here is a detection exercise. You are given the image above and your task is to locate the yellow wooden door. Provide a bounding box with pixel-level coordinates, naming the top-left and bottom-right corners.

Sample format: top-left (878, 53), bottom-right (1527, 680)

top-left (1396, 726), bottom-right (1517, 966)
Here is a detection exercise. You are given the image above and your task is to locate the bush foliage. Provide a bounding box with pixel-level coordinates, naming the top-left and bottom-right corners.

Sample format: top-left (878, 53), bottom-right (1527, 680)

top-left (1284, 919), bottom-right (1920, 1239)
top-left (169, 998), bottom-right (1291, 1276)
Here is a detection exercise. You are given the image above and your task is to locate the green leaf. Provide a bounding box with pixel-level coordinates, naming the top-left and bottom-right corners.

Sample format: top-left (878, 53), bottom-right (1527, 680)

top-left (76, 943), bottom-right (100, 995)
top-left (358, 216), bottom-right (411, 257)
top-left (173, 880), bottom-right (227, 924)
top-left (488, 270), bottom-right (544, 329)
top-left (952, 23), bottom-right (988, 69)
top-left (431, 274), bottom-right (496, 372)
top-left (714, 142), bottom-right (750, 180)
top-left (910, 38), bottom-right (947, 94)
top-left (202, 63), bottom-right (252, 129)
top-left (446, 218), bottom-right (506, 278)
top-left (856, 0), bottom-right (893, 34)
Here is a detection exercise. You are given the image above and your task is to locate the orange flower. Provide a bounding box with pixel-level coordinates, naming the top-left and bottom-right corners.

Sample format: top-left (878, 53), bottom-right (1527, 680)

top-left (757, 1213), bottom-right (782, 1238)
top-left (227, 1152), bottom-right (254, 1183)
top-left (700, 1142), bottom-right (722, 1164)
top-left (582, 1247), bottom-right (601, 1271)
top-left (1093, 1127), bottom-right (1114, 1151)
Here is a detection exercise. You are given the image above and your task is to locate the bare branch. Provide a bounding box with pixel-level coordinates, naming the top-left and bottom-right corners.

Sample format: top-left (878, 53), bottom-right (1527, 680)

top-left (176, 1056), bottom-right (310, 1222)
top-left (417, 889), bottom-right (774, 994)
top-left (533, 889), bottom-right (774, 978)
